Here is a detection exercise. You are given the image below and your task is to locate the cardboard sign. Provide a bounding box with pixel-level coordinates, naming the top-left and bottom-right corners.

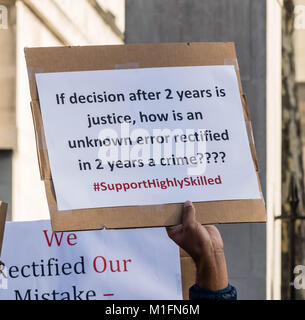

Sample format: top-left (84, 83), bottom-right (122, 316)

top-left (0, 220), bottom-right (182, 300)
top-left (35, 66), bottom-right (260, 211)
top-left (0, 202), bottom-right (7, 257)
top-left (25, 42), bottom-right (266, 231)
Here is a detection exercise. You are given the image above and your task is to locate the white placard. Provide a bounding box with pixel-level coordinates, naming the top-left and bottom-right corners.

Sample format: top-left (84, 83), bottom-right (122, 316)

top-left (36, 65), bottom-right (260, 211)
top-left (0, 220), bottom-right (182, 300)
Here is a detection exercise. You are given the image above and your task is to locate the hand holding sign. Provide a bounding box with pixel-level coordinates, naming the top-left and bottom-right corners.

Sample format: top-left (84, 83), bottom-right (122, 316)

top-left (167, 201), bottom-right (228, 291)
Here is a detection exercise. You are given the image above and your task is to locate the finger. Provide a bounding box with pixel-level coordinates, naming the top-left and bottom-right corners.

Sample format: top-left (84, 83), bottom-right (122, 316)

top-left (182, 200), bottom-right (196, 227)
top-left (166, 224), bottom-right (183, 238)
top-left (205, 225), bottom-right (221, 237)
top-left (204, 225), bottom-right (224, 250)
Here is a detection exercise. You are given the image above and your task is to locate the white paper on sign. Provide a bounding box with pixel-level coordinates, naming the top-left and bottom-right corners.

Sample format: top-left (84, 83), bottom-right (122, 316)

top-left (36, 65), bottom-right (261, 211)
top-left (0, 220), bottom-right (182, 300)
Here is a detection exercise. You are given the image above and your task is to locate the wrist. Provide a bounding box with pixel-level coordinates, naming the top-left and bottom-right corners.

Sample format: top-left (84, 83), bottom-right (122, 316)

top-left (195, 248), bottom-right (229, 291)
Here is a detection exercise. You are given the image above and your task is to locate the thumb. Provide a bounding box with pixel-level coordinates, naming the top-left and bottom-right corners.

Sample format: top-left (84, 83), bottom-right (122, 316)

top-left (182, 200), bottom-right (196, 227)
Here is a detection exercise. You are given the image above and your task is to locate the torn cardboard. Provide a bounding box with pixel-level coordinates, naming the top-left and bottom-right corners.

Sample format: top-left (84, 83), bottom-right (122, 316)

top-left (24, 42), bottom-right (266, 232)
top-left (0, 202), bottom-right (7, 257)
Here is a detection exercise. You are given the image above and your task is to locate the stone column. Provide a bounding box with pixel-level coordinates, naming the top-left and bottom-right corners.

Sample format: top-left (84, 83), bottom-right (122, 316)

top-left (125, 0), bottom-right (267, 299)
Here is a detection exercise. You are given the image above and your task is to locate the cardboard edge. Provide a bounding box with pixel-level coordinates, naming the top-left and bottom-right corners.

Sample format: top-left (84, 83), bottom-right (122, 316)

top-left (25, 42), bottom-right (238, 102)
top-left (241, 95), bottom-right (259, 172)
top-left (30, 101), bottom-right (51, 180)
top-left (0, 202), bottom-right (8, 257)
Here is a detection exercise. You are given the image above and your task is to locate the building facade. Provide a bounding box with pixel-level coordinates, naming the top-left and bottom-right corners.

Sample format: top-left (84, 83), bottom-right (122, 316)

top-left (0, 0), bottom-right (124, 221)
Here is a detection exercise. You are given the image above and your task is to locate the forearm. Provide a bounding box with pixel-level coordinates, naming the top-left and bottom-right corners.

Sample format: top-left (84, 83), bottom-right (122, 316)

top-left (190, 249), bottom-right (237, 300)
